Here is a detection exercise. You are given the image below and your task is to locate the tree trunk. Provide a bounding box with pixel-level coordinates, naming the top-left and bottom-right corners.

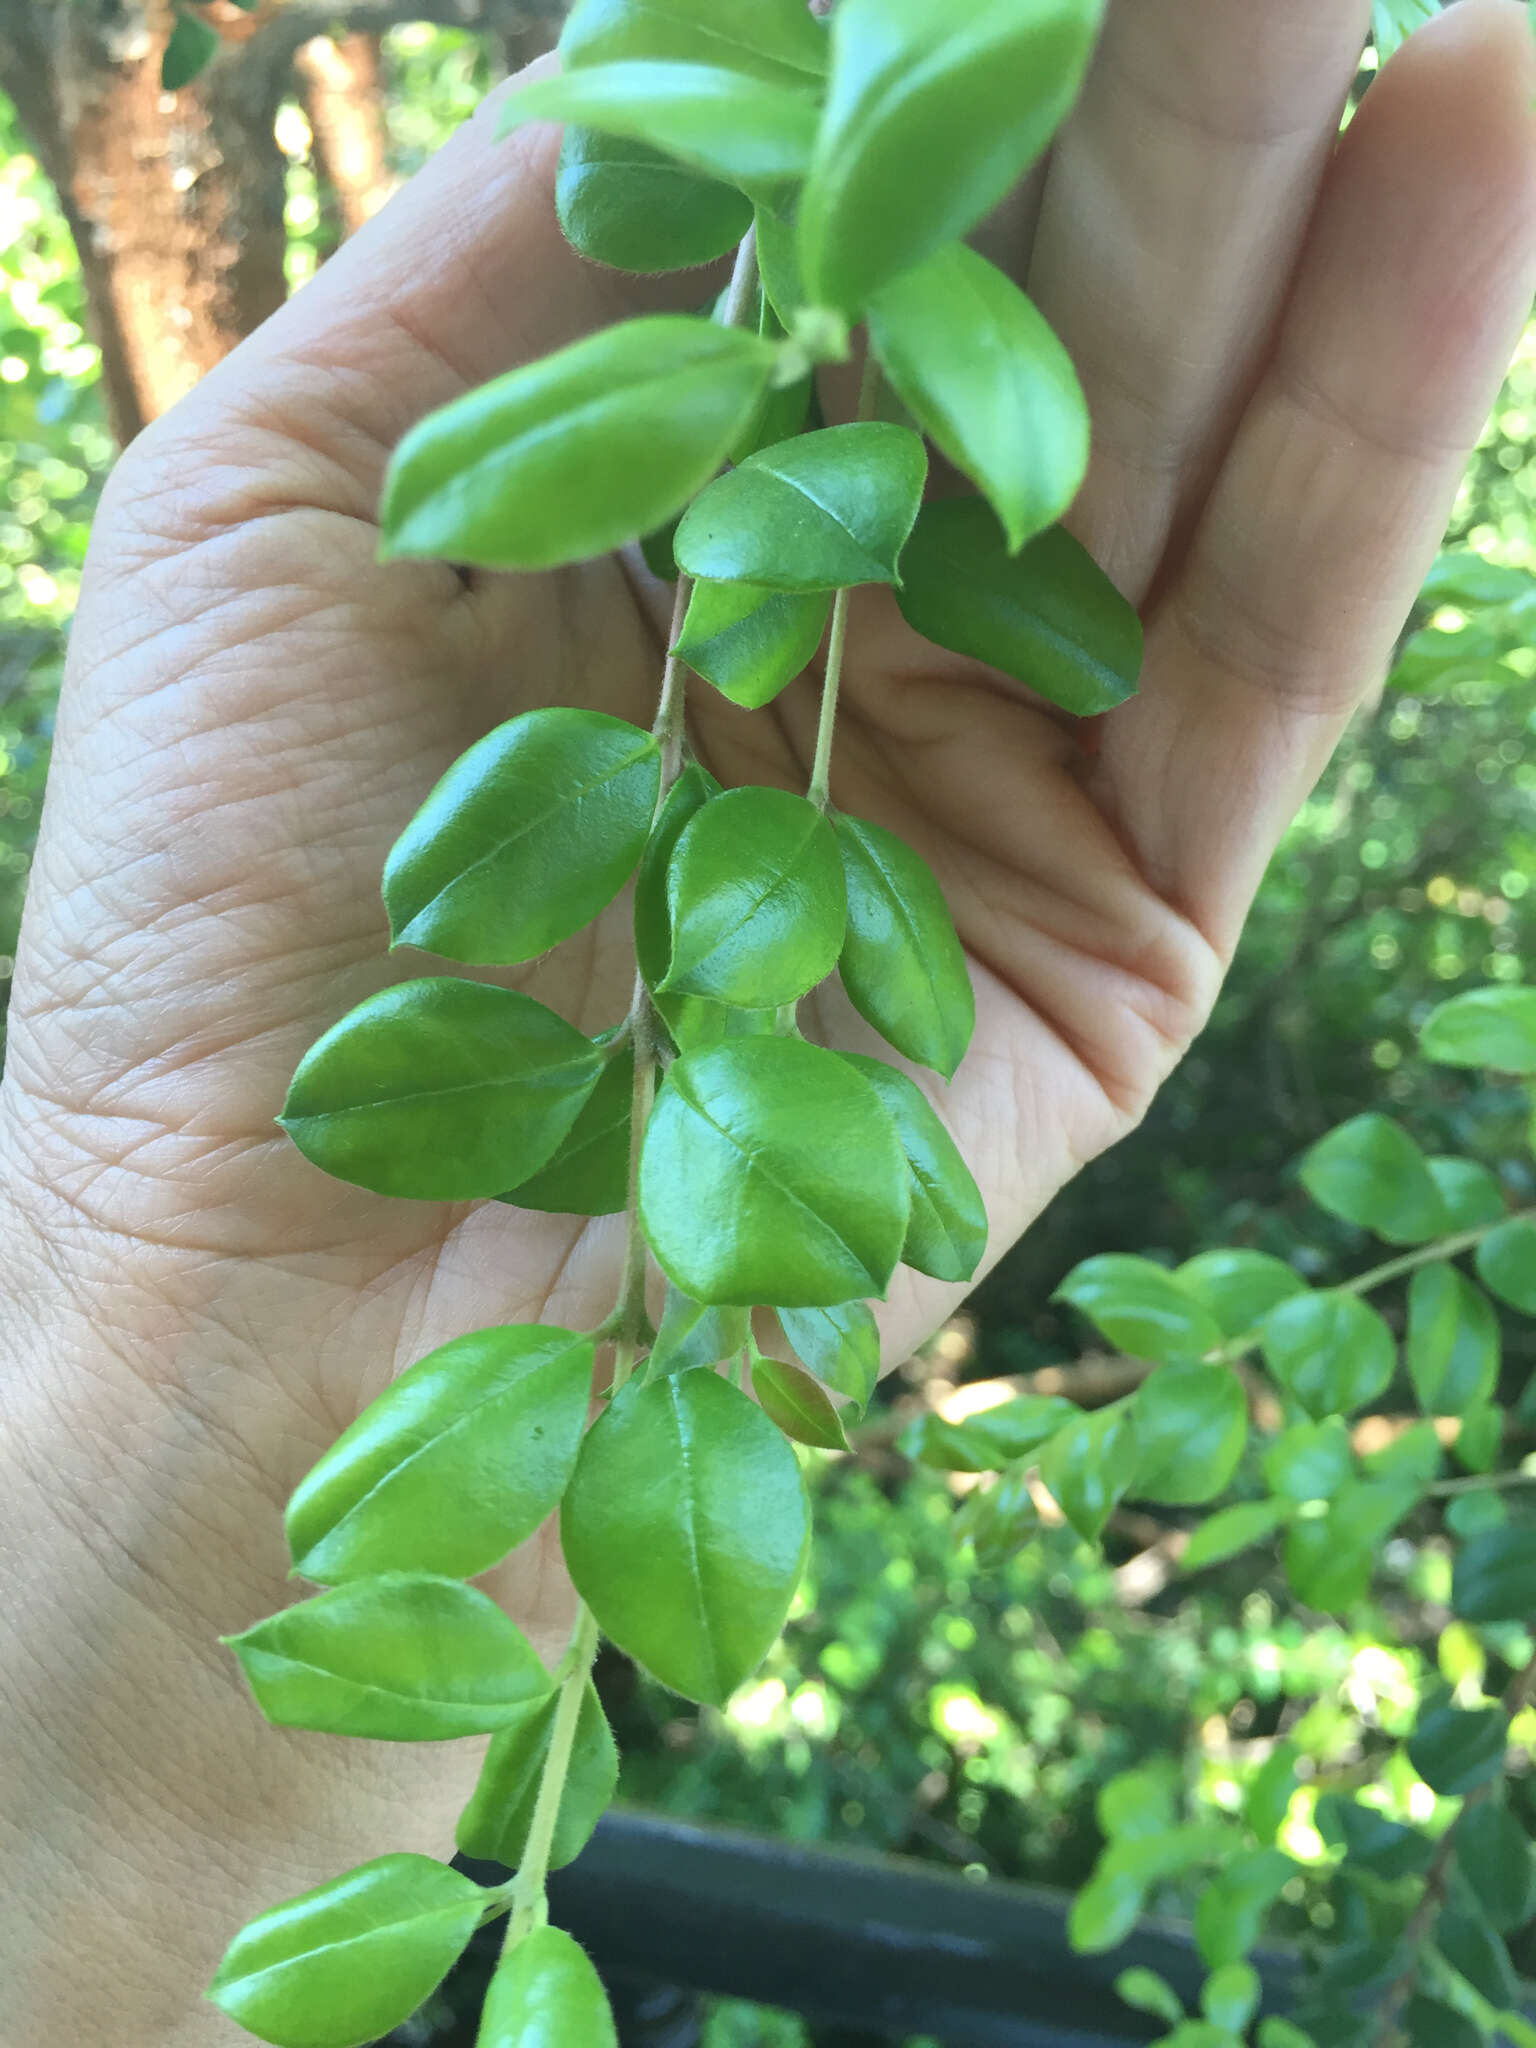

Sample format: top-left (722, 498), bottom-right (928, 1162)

top-left (295, 31), bottom-right (394, 237)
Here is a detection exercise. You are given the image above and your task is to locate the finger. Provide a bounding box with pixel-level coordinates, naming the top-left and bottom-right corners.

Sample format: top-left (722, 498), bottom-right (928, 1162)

top-left (1095, 0), bottom-right (1536, 957)
top-left (1026, 0), bottom-right (1373, 600)
top-left (147, 58), bottom-right (719, 511)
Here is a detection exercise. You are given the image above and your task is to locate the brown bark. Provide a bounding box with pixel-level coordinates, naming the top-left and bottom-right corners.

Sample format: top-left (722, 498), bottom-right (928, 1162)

top-left (295, 31), bottom-right (393, 237)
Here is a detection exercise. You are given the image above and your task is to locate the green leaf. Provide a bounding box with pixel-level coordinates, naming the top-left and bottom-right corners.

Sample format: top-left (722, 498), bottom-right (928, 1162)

top-left (674, 422), bottom-right (927, 590)
top-left (1373, 0), bottom-right (1440, 61)
top-left (1131, 1364), bottom-right (1248, 1505)
top-left (755, 199), bottom-right (807, 321)
top-left (1452, 1526), bottom-right (1536, 1623)
top-left (1452, 1403), bottom-right (1503, 1474)
top-left (1407, 1700), bottom-right (1508, 1795)
top-left (161, 10), bottom-right (219, 91)
top-left (455, 1683), bottom-right (617, 1873)
top-left (673, 579), bottom-right (830, 708)
top-left (1407, 1264), bottom-right (1500, 1417)
top-left (1258, 1291), bottom-right (1396, 1420)
top-left (1177, 1250), bottom-right (1307, 1342)
top-left (1428, 1156), bottom-right (1509, 1230)
top-left (1098, 1763), bottom-right (1178, 1840)
top-left (1476, 1218), bottom-right (1536, 1315)
top-left (778, 1300), bottom-right (881, 1411)
top-left (1258, 2023), bottom-right (1319, 2048)
top-left (287, 1325), bottom-right (594, 1585)
top-left (640, 1037), bottom-right (908, 1306)
top-left (562, 1371), bottom-right (809, 1703)
top-left (1053, 1254), bottom-right (1221, 1365)
top-left (1400, 1996), bottom-right (1480, 2048)
top-left (501, 64), bottom-right (821, 200)
top-left (1114, 1968), bottom-right (1185, 2027)
top-left (1299, 1113), bottom-right (1447, 1244)
top-left (476, 1924), bottom-right (618, 2048)
top-left (902, 1394), bottom-right (1078, 1474)
top-left (555, 128), bottom-right (753, 273)
top-left (1262, 1417), bottom-right (1354, 1503)
top-left (840, 1052), bottom-right (987, 1281)
top-left (383, 709), bottom-right (659, 964)
top-left (835, 813), bottom-right (973, 1077)
top-left (647, 1283), bottom-right (752, 1380)
top-left (636, 762), bottom-right (722, 993)
top-left (1456, 1802), bottom-right (1535, 1929)
top-left (1420, 987), bottom-right (1536, 1074)
top-left (1181, 1498), bottom-right (1289, 1572)
top-left (954, 1468), bottom-right (1043, 1566)
top-left (207, 1854), bottom-right (486, 2048)
top-left (660, 786), bottom-right (846, 1006)
top-left (561, 0), bottom-right (828, 87)
top-left (797, 0), bottom-right (1103, 312)
top-left (226, 1576), bottom-right (551, 1741)
top-left (1438, 1886), bottom-right (1520, 2010)
top-left (1202, 1964), bottom-right (1260, 2034)
top-left (1314, 1794), bottom-right (1435, 1879)
top-left (895, 500), bottom-right (1141, 716)
top-left (503, 1036), bottom-right (633, 1216)
top-left (1038, 1399), bottom-right (1137, 1541)
top-left (1245, 1743), bottom-right (1299, 1844)
top-left (1193, 1849), bottom-right (1293, 1971)
top-left (280, 981), bottom-right (604, 1202)
top-left (381, 316), bottom-right (775, 571)
top-left (1363, 1419), bottom-right (1443, 1485)
top-left (1283, 1481), bottom-right (1420, 1612)
top-left (867, 244), bottom-right (1086, 552)
top-left (753, 1356), bottom-right (850, 1449)
top-left (1069, 1867), bottom-right (1145, 1954)
top-left (1446, 1489), bottom-right (1508, 1539)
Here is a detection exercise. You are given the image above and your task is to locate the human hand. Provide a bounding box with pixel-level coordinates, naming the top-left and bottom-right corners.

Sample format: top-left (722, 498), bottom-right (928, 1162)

top-left (3, 4), bottom-right (1534, 2040)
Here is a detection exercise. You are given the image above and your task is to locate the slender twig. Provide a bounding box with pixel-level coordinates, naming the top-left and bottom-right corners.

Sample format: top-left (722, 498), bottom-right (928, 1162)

top-left (505, 1605), bottom-right (601, 1945)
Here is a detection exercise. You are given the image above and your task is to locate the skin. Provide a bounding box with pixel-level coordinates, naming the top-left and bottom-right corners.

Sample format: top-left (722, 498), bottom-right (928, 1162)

top-left (2, 3), bottom-right (1535, 2039)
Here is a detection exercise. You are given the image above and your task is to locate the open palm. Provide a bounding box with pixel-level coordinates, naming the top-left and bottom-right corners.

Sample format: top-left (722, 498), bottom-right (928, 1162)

top-left (4, 4), bottom-right (1534, 2039)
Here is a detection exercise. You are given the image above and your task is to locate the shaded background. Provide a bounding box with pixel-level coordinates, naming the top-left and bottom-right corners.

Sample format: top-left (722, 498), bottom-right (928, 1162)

top-left (2, 9), bottom-right (1535, 2042)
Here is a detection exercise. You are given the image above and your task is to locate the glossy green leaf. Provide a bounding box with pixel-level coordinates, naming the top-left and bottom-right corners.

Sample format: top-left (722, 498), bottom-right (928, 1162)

top-left (841, 1053), bottom-right (987, 1281)
top-left (1428, 1155), bottom-right (1509, 1230)
top-left (755, 199), bottom-right (806, 321)
top-left (1131, 1365), bottom-right (1248, 1505)
top-left (797, 0), bottom-right (1102, 312)
top-left (162, 10), bottom-right (219, 91)
top-left (867, 244), bottom-right (1086, 552)
top-left (476, 1925), bottom-right (618, 2048)
top-left (562, 0), bottom-right (828, 86)
top-left (207, 1854), bottom-right (486, 2048)
top-left (1203, 1964), bottom-right (1260, 2035)
top-left (280, 981), bottom-right (604, 1202)
top-left (954, 1468), bottom-right (1043, 1566)
top-left (1477, 1217), bottom-right (1536, 1315)
top-left (1038, 1399), bottom-right (1137, 1541)
top-left (895, 500), bottom-right (1141, 715)
top-left (647, 1283), bottom-right (752, 1380)
top-left (1407, 1264), bottom-right (1500, 1417)
top-left (1283, 1482), bottom-right (1419, 1612)
top-left (1114, 1968), bottom-right (1185, 2027)
top-left (1299, 1113), bottom-right (1447, 1244)
top-left (640, 1037), bottom-right (908, 1306)
top-left (288, 1325), bottom-right (593, 1585)
top-left (1054, 1254), bottom-right (1221, 1366)
top-left (1261, 1417), bottom-right (1353, 1502)
top-left (1176, 1250), bottom-right (1307, 1342)
top-left (1407, 1699), bottom-right (1508, 1794)
top-left (1457, 1802), bottom-right (1535, 1929)
top-left (1181, 1499), bottom-right (1289, 1572)
top-left (1244, 1744), bottom-right (1298, 1844)
top-left (555, 128), bottom-right (752, 273)
top-left (1258, 1291), bottom-right (1396, 1420)
top-left (835, 813), bottom-right (973, 1077)
top-left (1420, 986), bottom-right (1536, 1073)
top-left (636, 762), bottom-right (722, 992)
top-left (673, 579), bottom-right (830, 707)
top-left (383, 709), bottom-right (659, 964)
top-left (675, 422), bottom-right (926, 591)
top-left (902, 1394), bottom-right (1077, 1474)
top-left (1452, 1525), bottom-right (1536, 1623)
top-left (753, 1356), bottom-right (850, 1449)
top-left (1314, 1794), bottom-right (1435, 1879)
top-left (1193, 1850), bottom-right (1293, 1971)
top-left (226, 1576), bottom-right (551, 1741)
top-left (455, 1683), bottom-right (617, 1873)
top-left (778, 1300), bottom-right (881, 1410)
top-left (502, 63), bottom-right (820, 200)
top-left (562, 1370), bottom-right (809, 1703)
top-left (661, 786), bottom-right (846, 1005)
top-left (640, 511), bottom-right (683, 581)
top-left (381, 316), bottom-right (775, 571)
top-left (504, 1036), bottom-right (633, 1216)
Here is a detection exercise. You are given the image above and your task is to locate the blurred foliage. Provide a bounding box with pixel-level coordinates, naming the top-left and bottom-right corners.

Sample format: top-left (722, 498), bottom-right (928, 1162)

top-left (3, 21), bottom-right (1536, 2046)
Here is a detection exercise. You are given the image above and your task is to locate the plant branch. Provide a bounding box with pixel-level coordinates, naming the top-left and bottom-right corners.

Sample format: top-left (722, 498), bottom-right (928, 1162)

top-left (504, 1604), bottom-right (601, 1947)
